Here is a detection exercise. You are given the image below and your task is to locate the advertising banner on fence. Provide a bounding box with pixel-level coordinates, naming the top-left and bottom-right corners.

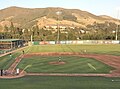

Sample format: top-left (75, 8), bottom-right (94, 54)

top-left (33, 40), bottom-right (120, 45)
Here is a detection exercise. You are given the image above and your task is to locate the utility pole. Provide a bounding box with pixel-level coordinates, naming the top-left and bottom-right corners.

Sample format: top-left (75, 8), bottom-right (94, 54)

top-left (115, 25), bottom-right (118, 40)
top-left (30, 28), bottom-right (33, 45)
top-left (56, 11), bottom-right (62, 44)
top-left (116, 9), bottom-right (119, 40)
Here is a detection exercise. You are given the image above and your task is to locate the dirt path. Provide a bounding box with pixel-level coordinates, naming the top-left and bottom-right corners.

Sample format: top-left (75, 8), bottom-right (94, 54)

top-left (0, 54), bottom-right (25, 79)
top-left (27, 73), bottom-right (110, 77)
top-left (7, 54), bottom-right (24, 74)
top-left (78, 54), bottom-right (120, 77)
top-left (79, 54), bottom-right (120, 69)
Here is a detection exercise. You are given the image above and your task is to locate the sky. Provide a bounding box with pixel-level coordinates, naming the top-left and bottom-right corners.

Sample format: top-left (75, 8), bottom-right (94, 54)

top-left (0, 0), bottom-right (120, 19)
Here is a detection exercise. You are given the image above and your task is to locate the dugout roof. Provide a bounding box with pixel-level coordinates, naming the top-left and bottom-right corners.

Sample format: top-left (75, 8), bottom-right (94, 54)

top-left (0, 39), bottom-right (20, 42)
top-left (0, 39), bottom-right (24, 49)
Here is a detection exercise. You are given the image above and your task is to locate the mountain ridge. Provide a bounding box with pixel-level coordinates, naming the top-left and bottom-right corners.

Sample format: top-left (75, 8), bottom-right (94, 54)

top-left (0, 6), bottom-right (119, 31)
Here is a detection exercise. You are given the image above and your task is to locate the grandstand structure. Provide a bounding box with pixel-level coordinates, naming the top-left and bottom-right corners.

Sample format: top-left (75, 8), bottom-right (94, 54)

top-left (0, 39), bottom-right (25, 50)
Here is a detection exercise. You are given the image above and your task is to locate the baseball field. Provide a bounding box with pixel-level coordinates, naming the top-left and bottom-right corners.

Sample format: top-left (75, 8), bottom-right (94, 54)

top-left (0, 44), bottom-right (120, 89)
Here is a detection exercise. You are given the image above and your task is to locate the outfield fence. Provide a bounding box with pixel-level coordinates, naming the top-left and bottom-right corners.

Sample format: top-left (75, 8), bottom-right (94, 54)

top-left (32, 40), bottom-right (120, 45)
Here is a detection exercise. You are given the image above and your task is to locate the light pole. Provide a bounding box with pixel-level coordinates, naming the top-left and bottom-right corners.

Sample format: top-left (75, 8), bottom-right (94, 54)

top-left (65, 32), bottom-right (68, 44)
top-left (115, 9), bottom-right (120, 40)
top-left (115, 25), bottom-right (118, 40)
top-left (56, 11), bottom-right (62, 44)
top-left (22, 29), bottom-right (25, 40)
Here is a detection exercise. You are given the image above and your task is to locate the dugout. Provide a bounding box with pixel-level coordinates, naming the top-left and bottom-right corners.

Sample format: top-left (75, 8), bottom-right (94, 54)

top-left (0, 39), bottom-right (25, 49)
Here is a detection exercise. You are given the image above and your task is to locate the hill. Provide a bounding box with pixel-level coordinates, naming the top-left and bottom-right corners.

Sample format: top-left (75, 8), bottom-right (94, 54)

top-left (0, 6), bottom-right (120, 31)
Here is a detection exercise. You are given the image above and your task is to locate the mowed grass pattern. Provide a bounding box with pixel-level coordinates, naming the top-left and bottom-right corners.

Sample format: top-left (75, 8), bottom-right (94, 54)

top-left (17, 56), bottom-right (113, 73)
top-left (27, 44), bottom-right (120, 55)
top-left (0, 76), bottom-right (120, 89)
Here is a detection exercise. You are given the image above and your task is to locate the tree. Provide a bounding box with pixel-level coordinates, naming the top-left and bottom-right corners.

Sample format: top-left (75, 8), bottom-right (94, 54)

top-left (4, 25), bottom-right (9, 32)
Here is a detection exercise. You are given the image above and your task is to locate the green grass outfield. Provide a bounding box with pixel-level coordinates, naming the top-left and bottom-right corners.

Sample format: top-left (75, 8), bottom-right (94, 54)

top-left (26, 44), bottom-right (120, 55)
top-left (0, 76), bottom-right (120, 89)
top-left (17, 56), bottom-right (114, 73)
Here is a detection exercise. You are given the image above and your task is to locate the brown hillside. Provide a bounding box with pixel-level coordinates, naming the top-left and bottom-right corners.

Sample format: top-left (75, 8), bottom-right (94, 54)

top-left (0, 6), bottom-right (120, 31)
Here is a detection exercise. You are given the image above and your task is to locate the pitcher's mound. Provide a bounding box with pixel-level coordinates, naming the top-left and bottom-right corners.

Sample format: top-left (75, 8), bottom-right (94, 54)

top-left (49, 61), bottom-right (66, 65)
